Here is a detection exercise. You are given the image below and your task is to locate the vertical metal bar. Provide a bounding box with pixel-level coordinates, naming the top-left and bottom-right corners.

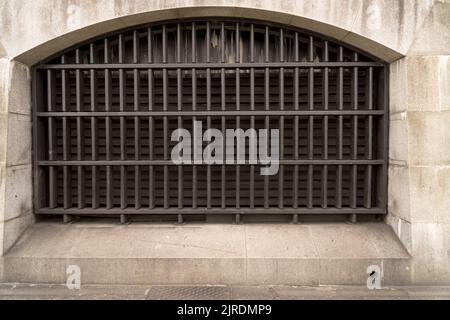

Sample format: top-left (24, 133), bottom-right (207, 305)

top-left (134, 30), bottom-right (141, 210)
top-left (47, 70), bottom-right (57, 208)
top-left (250, 23), bottom-right (255, 209)
top-left (61, 55), bottom-right (70, 210)
top-left (293, 32), bottom-right (299, 221)
top-left (90, 44), bottom-right (99, 209)
top-left (381, 65), bottom-right (389, 212)
top-left (221, 22), bottom-right (226, 210)
top-left (32, 67), bottom-right (41, 216)
top-left (365, 67), bottom-right (374, 209)
top-left (336, 46), bottom-right (344, 209)
top-left (264, 25), bottom-right (270, 209)
top-left (322, 41), bottom-right (329, 209)
top-left (206, 22), bottom-right (212, 209)
top-left (119, 34), bottom-right (127, 210)
top-left (75, 49), bottom-right (85, 209)
top-left (307, 36), bottom-right (314, 209)
top-left (104, 38), bottom-right (113, 209)
top-left (278, 28), bottom-right (284, 209)
top-left (192, 22), bottom-right (198, 209)
top-left (235, 22), bottom-right (241, 213)
top-left (148, 27), bottom-right (155, 209)
top-left (351, 53), bottom-right (359, 213)
top-left (177, 24), bottom-right (184, 218)
top-left (163, 25), bottom-right (169, 209)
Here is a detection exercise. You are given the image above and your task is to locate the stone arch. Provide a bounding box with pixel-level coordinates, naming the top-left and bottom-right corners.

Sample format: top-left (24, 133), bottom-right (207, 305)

top-left (4, 5), bottom-right (406, 66)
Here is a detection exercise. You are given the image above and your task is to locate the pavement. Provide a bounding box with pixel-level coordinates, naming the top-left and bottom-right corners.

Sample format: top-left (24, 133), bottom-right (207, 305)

top-left (0, 284), bottom-right (449, 300)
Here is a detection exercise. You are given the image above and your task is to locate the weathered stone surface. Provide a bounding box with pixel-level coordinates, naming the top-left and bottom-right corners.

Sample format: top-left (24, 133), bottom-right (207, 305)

top-left (405, 56), bottom-right (449, 112)
top-left (408, 111), bottom-right (450, 166)
top-left (408, 1), bottom-right (450, 56)
top-left (0, 59), bottom-right (9, 114)
top-left (386, 214), bottom-right (413, 254)
top-left (409, 166), bottom-right (450, 224)
top-left (0, 113), bottom-right (7, 164)
top-left (3, 222), bottom-right (410, 285)
top-left (388, 165), bottom-right (411, 222)
top-left (5, 114), bottom-right (31, 167)
top-left (1, 212), bottom-right (34, 256)
top-left (2, 0), bottom-right (433, 64)
top-left (7, 60), bottom-right (30, 116)
top-left (349, 0), bottom-right (434, 56)
top-left (411, 222), bottom-right (450, 285)
top-left (390, 59), bottom-right (408, 114)
top-left (3, 165), bottom-right (32, 222)
top-left (389, 117), bottom-right (409, 164)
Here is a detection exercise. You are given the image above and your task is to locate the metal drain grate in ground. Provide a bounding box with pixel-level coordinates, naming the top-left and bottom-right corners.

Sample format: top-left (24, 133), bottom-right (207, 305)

top-left (146, 286), bottom-right (231, 300)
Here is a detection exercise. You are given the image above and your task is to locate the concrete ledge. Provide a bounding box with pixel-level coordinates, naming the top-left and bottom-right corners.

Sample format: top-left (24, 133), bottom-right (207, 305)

top-left (2, 222), bottom-right (410, 286)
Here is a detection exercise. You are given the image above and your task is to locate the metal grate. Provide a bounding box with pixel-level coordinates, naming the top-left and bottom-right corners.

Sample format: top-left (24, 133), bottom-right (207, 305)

top-left (32, 19), bottom-right (389, 223)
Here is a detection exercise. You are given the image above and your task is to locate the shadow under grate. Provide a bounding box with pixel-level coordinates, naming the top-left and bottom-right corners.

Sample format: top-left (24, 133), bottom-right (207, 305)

top-left (146, 286), bottom-right (231, 300)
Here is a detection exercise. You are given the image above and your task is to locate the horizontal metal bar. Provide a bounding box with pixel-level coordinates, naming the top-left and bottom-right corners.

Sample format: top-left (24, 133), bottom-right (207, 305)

top-left (38, 160), bottom-right (385, 166)
top-left (36, 207), bottom-right (386, 215)
top-left (37, 61), bottom-right (384, 70)
top-left (37, 110), bottom-right (385, 117)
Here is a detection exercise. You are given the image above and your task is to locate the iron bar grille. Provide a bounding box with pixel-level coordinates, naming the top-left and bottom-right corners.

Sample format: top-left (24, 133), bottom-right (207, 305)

top-left (32, 19), bottom-right (389, 222)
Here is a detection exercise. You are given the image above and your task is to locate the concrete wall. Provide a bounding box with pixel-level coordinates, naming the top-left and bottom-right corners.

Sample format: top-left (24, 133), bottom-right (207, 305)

top-left (0, 0), bottom-right (449, 284)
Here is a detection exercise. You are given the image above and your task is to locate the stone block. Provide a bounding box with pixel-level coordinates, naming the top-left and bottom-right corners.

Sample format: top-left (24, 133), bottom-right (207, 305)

top-left (404, 56), bottom-right (450, 112)
top-left (386, 214), bottom-right (412, 254)
top-left (2, 212), bottom-right (34, 255)
top-left (411, 222), bottom-right (450, 285)
top-left (3, 165), bottom-right (32, 221)
top-left (409, 166), bottom-right (450, 224)
top-left (388, 165), bottom-right (411, 222)
top-left (408, 111), bottom-right (450, 166)
top-left (408, 2), bottom-right (450, 56)
top-left (7, 61), bottom-right (30, 115)
top-left (389, 116), bottom-right (409, 163)
top-left (6, 113), bottom-right (31, 167)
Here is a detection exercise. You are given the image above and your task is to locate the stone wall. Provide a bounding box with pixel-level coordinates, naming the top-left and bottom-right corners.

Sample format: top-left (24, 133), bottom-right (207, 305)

top-left (0, 59), bottom-right (34, 255)
top-left (0, 0), bottom-right (449, 284)
top-left (387, 1), bottom-right (450, 284)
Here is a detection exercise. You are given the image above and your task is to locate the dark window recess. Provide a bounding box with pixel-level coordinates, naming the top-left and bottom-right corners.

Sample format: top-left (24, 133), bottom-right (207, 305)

top-left (32, 19), bottom-right (389, 223)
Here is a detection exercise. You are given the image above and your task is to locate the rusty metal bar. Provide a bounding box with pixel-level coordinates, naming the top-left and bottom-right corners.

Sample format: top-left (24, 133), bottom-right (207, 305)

top-left (119, 34), bottom-right (127, 210)
top-left (307, 36), bottom-right (314, 209)
top-left (39, 160), bottom-right (385, 166)
top-left (90, 44), bottom-right (99, 209)
top-left (336, 46), bottom-right (344, 209)
top-left (38, 207), bottom-right (386, 215)
top-left (148, 27), bottom-right (155, 209)
top-left (365, 67), bottom-right (374, 209)
top-left (163, 25), bottom-right (169, 209)
top-left (351, 52), bottom-right (359, 214)
top-left (221, 22), bottom-right (226, 210)
top-left (264, 25), bottom-right (270, 209)
top-left (61, 55), bottom-right (70, 210)
top-left (322, 40), bottom-right (329, 209)
top-left (39, 62), bottom-right (384, 70)
top-left (250, 23), bottom-right (255, 209)
top-left (104, 38), bottom-right (113, 209)
top-left (133, 30), bottom-right (141, 210)
top-left (278, 28), bottom-right (284, 209)
top-left (75, 49), bottom-right (85, 209)
top-left (206, 22), bottom-right (212, 209)
top-left (191, 22), bottom-right (198, 210)
top-left (177, 23), bottom-right (184, 217)
top-left (47, 69), bottom-right (57, 209)
top-left (235, 22), bottom-right (241, 213)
